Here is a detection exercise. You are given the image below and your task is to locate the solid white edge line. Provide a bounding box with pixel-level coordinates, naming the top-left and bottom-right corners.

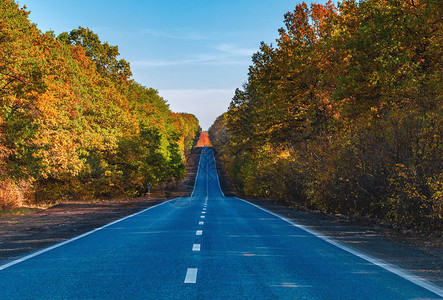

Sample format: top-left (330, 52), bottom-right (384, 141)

top-left (236, 197), bottom-right (443, 297)
top-left (184, 268), bottom-right (198, 283)
top-left (0, 148), bottom-right (207, 272)
top-left (211, 148), bottom-right (225, 197)
top-left (0, 198), bottom-right (175, 271)
top-left (206, 150), bottom-right (209, 198)
top-left (191, 148), bottom-right (204, 197)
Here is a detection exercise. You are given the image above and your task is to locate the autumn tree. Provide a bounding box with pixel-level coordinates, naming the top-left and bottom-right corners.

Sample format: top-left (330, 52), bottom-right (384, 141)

top-left (212, 0), bottom-right (442, 230)
top-left (57, 27), bottom-right (132, 84)
top-left (0, 0), bottom-right (200, 206)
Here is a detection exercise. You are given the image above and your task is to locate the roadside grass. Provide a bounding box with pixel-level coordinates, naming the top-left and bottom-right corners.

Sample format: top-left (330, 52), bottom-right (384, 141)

top-left (0, 197), bottom-right (142, 219)
top-left (0, 206), bottom-right (45, 219)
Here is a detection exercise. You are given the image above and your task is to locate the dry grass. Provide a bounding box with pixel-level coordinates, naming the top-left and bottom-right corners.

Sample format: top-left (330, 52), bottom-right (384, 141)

top-left (0, 206), bottom-right (43, 218)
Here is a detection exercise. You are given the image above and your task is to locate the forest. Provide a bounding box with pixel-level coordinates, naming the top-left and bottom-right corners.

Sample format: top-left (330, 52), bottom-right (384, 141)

top-left (0, 0), bottom-right (200, 208)
top-left (210, 0), bottom-right (442, 230)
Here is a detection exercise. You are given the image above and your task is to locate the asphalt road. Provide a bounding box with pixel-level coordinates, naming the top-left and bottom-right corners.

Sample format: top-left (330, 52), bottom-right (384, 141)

top-left (0, 147), bottom-right (441, 299)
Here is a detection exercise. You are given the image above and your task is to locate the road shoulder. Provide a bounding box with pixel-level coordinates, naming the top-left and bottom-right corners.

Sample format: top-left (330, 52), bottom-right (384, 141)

top-left (213, 151), bottom-right (442, 287)
top-left (0, 148), bottom-right (202, 264)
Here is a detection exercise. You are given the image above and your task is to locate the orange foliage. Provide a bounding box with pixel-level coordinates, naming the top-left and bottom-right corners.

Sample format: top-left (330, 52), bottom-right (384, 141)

top-left (196, 131), bottom-right (212, 147)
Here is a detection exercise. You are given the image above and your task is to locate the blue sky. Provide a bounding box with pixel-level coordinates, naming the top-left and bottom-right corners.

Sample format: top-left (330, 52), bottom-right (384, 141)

top-left (21, 0), bottom-right (331, 129)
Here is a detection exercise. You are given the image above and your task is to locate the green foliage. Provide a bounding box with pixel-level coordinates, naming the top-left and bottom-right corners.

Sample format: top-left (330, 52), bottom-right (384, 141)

top-left (212, 0), bottom-right (442, 230)
top-left (0, 0), bottom-right (200, 206)
top-left (57, 26), bottom-right (132, 83)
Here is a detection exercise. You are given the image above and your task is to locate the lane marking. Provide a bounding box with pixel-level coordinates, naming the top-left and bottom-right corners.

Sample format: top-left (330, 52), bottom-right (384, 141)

top-left (0, 148), bottom-right (208, 272)
top-left (199, 221), bottom-right (204, 225)
top-left (184, 268), bottom-right (198, 283)
top-left (236, 197), bottom-right (443, 298)
top-left (200, 216), bottom-right (205, 219)
top-left (0, 199), bottom-right (174, 271)
top-left (196, 230), bottom-right (203, 236)
top-left (202, 211), bottom-right (206, 214)
top-left (192, 244), bottom-right (201, 251)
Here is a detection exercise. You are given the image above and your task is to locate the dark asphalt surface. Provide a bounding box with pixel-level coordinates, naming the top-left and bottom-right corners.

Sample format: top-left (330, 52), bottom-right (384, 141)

top-left (0, 147), bottom-right (441, 299)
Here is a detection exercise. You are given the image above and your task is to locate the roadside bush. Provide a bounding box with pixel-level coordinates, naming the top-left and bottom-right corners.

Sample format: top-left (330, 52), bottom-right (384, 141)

top-left (0, 180), bottom-right (26, 209)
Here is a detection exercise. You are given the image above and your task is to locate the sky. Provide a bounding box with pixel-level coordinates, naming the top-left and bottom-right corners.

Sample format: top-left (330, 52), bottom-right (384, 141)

top-left (20, 0), bottom-right (331, 130)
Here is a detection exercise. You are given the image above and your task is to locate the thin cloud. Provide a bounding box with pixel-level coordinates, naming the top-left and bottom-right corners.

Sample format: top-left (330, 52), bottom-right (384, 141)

top-left (214, 43), bottom-right (256, 56)
top-left (132, 42), bottom-right (254, 67)
top-left (141, 28), bottom-right (211, 41)
top-left (132, 55), bottom-right (249, 67)
top-left (132, 57), bottom-right (211, 67)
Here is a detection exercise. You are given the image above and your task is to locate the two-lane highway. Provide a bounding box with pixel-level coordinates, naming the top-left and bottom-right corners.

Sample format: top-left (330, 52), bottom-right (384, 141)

top-left (0, 147), bottom-right (441, 299)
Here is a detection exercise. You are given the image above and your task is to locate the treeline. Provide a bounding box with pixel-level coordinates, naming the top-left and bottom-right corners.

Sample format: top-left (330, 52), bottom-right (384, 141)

top-left (210, 0), bottom-right (442, 230)
top-left (0, 0), bottom-right (200, 208)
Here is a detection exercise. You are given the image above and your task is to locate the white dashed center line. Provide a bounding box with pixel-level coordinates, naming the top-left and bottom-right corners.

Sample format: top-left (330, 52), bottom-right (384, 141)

top-left (196, 230), bottom-right (203, 236)
top-left (202, 211), bottom-right (206, 214)
top-left (199, 221), bottom-right (204, 225)
top-left (200, 216), bottom-right (205, 219)
top-left (184, 268), bottom-right (198, 283)
top-left (192, 244), bottom-right (201, 251)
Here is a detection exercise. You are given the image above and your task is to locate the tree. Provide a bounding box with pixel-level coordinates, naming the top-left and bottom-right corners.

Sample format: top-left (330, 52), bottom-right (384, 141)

top-left (57, 27), bottom-right (132, 83)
